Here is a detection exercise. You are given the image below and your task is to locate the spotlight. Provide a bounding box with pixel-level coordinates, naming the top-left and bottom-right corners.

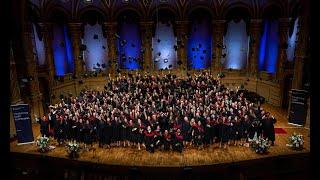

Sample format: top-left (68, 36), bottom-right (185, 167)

top-left (164, 59), bottom-right (168, 63)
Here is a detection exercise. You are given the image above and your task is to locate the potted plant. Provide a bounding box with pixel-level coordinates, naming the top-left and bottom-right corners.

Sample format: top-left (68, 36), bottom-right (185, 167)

top-left (35, 135), bottom-right (50, 153)
top-left (249, 133), bottom-right (270, 154)
top-left (66, 141), bottom-right (80, 159)
top-left (286, 133), bottom-right (304, 150)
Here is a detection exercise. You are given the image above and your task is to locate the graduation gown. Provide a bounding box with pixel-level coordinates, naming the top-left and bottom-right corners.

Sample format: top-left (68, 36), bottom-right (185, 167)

top-left (182, 121), bottom-right (191, 142)
top-left (173, 132), bottom-right (184, 152)
top-left (144, 130), bottom-right (155, 153)
top-left (262, 117), bottom-right (276, 141)
top-left (104, 122), bottom-right (112, 145)
top-left (219, 122), bottom-right (229, 143)
top-left (39, 119), bottom-right (49, 137)
top-left (163, 133), bottom-right (172, 150)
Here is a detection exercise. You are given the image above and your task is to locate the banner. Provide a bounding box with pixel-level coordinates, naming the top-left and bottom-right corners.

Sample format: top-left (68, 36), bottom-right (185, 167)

top-left (288, 89), bottom-right (308, 126)
top-left (11, 104), bottom-right (34, 145)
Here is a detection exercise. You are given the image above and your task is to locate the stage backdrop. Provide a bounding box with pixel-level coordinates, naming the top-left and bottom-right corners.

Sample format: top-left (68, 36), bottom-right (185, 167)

top-left (11, 104), bottom-right (34, 144)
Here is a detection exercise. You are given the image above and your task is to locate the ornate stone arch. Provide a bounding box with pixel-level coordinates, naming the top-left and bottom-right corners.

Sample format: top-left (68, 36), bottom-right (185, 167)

top-left (45, 5), bottom-right (71, 22)
top-left (113, 6), bottom-right (143, 22)
top-left (149, 4), bottom-right (180, 21)
top-left (222, 2), bottom-right (253, 20)
top-left (77, 6), bottom-right (108, 22)
top-left (261, 3), bottom-right (283, 19)
top-left (186, 5), bottom-right (215, 20)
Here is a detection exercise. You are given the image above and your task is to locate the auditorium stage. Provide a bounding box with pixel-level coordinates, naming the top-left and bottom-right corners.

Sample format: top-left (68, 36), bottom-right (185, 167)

top-left (10, 104), bottom-right (309, 168)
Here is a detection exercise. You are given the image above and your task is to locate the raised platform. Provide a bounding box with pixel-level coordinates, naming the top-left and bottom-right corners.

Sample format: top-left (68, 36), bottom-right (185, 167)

top-left (10, 104), bottom-right (310, 179)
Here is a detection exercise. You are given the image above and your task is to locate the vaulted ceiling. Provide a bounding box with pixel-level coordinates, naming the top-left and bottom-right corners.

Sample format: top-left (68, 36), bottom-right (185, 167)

top-left (28, 0), bottom-right (302, 22)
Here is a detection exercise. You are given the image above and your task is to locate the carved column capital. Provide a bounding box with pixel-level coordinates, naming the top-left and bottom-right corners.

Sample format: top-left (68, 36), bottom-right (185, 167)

top-left (103, 22), bottom-right (117, 34)
top-left (212, 20), bottom-right (226, 31)
top-left (249, 19), bottom-right (262, 31)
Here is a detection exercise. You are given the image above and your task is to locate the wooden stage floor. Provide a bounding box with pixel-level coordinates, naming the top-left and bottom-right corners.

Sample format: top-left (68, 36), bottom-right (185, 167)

top-left (10, 104), bottom-right (310, 167)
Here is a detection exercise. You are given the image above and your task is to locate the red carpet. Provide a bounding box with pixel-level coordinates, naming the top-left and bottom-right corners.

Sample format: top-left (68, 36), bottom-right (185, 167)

top-left (275, 128), bottom-right (287, 134)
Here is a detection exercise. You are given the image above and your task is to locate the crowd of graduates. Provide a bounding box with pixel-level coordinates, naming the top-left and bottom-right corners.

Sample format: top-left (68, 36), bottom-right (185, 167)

top-left (38, 72), bottom-right (276, 153)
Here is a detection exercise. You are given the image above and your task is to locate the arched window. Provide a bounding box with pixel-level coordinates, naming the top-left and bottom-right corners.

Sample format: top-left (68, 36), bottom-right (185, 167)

top-left (223, 20), bottom-right (249, 69)
top-left (152, 21), bottom-right (177, 70)
top-left (83, 23), bottom-right (108, 71)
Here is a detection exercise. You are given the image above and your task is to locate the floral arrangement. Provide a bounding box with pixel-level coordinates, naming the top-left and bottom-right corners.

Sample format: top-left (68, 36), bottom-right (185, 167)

top-left (66, 141), bottom-right (80, 158)
top-left (249, 133), bottom-right (270, 154)
top-left (286, 133), bottom-right (304, 150)
top-left (36, 135), bottom-right (50, 153)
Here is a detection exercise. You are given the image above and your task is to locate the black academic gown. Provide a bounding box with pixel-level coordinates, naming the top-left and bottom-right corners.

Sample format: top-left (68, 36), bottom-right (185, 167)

top-left (144, 130), bottom-right (155, 153)
top-left (262, 117), bottom-right (276, 142)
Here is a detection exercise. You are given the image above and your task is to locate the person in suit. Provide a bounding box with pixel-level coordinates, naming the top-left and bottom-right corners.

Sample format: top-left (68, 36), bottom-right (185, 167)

top-left (38, 115), bottom-right (49, 137)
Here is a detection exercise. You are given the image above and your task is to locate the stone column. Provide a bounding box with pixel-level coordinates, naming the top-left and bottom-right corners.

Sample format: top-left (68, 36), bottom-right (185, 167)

top-left (140, 21), bottom-right (154, 72)
top-left (276, 18), bottom-right (290, 80)
top-left (39, 23), bottom-right (55, 89)
top-left (68, 22), bottom-right (83, 77)
top-left (212, 20), bottom-right (226, 73)
top-left (249, 19), bottom-right (262, 77)
top-left (292, 17), bottom-right (308, 89)
top-left (23, 22), bottom-right (44, 122)
top-left (175, 21), bottom-right (188, 72)
top-left (10, 43), bottom-right (23, 138)
top-left (103, 22), bottom-right (117, 76)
